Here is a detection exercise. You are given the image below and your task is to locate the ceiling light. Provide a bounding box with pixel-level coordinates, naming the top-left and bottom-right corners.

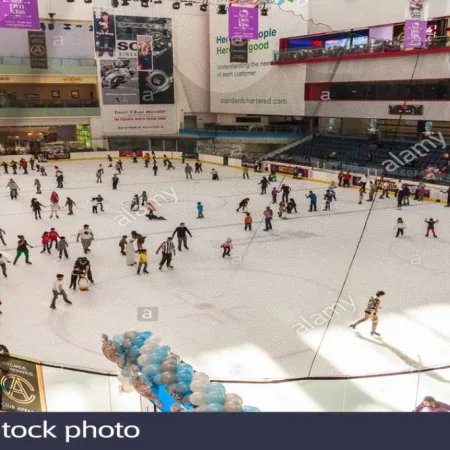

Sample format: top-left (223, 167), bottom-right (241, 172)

top-left (121, 0), bottom-right (130, 5)
top-left (200, 3), bottom-right (207, 10)
top-left (141, 0), bottom-right (150, 6)
top-left (64, 24), bottom-right (71, 30)
top-left (217, 4), bottom-right (226, 14)
top-left (172, 1), bottom-right (180, 9)
top-left (111, 0), bottom-right (119, 6)
top-left (40, 22), bottom-right (46, 31)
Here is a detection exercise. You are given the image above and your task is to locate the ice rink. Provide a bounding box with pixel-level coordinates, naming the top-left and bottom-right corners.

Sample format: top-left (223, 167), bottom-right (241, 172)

top-left (1, 158), bottom-right (450, 411)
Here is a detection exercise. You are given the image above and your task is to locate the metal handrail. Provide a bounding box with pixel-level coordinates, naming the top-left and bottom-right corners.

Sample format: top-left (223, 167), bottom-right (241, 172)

top-left (273, 36), bottom-right (450, 62)
top-left (0, 56), bottom-right (96, 67)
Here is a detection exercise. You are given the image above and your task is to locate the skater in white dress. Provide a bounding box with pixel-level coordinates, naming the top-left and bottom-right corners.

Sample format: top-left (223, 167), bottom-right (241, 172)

top-left (126, 239), bottom-right (136, 266)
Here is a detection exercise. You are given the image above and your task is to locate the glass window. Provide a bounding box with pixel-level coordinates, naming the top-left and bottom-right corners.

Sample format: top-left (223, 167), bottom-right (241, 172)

top-left (164, 140), bottom-right (176, 151)
top-left (151, 139), bottom-right (164, 151)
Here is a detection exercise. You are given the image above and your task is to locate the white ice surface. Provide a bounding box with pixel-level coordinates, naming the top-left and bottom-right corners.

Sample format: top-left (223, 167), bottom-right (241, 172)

top-left (1, 159), bottom-right (449, 399)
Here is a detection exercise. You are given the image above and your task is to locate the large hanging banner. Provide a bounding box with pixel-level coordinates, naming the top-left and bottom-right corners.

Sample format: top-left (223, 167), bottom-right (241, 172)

top-left (28, 30), bottom-right (48, 69)
top-left (0, 354), bottom-right (47, 412)
top-left (93, 9), bottom-right (176, 135)
top-left (404, 20), bottom-right (427, 48)
top-left (0, 0), bottom-right (39, 30)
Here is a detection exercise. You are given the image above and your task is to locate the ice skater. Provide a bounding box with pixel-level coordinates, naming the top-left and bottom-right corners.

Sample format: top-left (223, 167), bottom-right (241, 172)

top-left (34, 178), bottom-right (42, 194)
top-left (75, 257), bottom-right (94, 283)
top-left (13, 235), bottom-right (33, 265)
top-left (112, 174), bottom-right (119, 190)
top-left (328, 181), bottom-right (337, 201)
top-left (263, 206), bottom-right (273, 231)
top-left (48, 228), bottom-right (60, 250)
top-left (185, 163), bottom-right (193, 179)
top-left (153, 163), bottom-right (158, 176)
top-left (259, 176), bottom-right (270, 195)
top-left (77, 224), bottom-right (94, 254)
top-left (197, 201), bottom-right (204, 218)
top-left (137, 249), bottom-right (149, 275)
top-left (172, 223), bottom-right (193, 251)
top-left (0, 228), bottom-right (6, 246)
top-left (131, 231), bottom-right (146, 251)
top-left (349, 290), bottom-right (385, 337)
top-left (50, 201), bottom-right (60, 219)
top-left (306, 191), bottom-right (317, 212)
top-left (126, 238), bottom-right (136, 266)
top-left (56, 172), bottom-right (64, 189)
top-left (40, 165), bottom-right (47, 176)
top-left (395, 218), bottom-right (406, 237)
top-left (130, 194), bottom-right (140, 211)
top-left (379, 181), bottom-right (390, 199)
top-left (115, 161), bottom-right (122, 174)
top-left (1, 162), bottom-right (8, 174)
top-left (440, 186), bottom-right (450, 207)
top-left (167, 160), bottom-right (175, 170)
top-left (57, 236), bottom-right (69, 259)
top-left (140, 191), bottom-right (148, 206)
top-left (96, 165), bottom-right (104, 183)
top-left (65, 197), bottom-right (76, 215)
top-left (244, 212), bottom-right (252, 231)
top-left (50, 274), bottom-right (72, 310)
top-left (211, 168), bottom-right (219, 180)
top-left (69, 265), bottom-right (81, 290)
top-left (91, 197), bottom-right (99, 214)
top-left (279, 184), bottom-right (291, 203)
top-left (221, 237), bottom-right (233, 258)
top-left (0, 253), bottom-right (11, 277)
top-left (119, 235), bottom-right (127, 255)
top-left (271, 187), bottom-right (278, 204)
top-left (243, 166), bottom-right (249, 179)
top-left (156, 237), bottom-right (176, 270)
top-left (287, 198), bottom-right (297, 213)
top-left (323, 191), bottom-right (333, 211)
top-left (236, 198), bottom-right (249, 212)
top-left (31, 198), bottom-right (45, 220)
top-left (425, 218), bottom-right (439, 238)
top-left (41, 231), bottom-right (51, 254)
top-left (6, 179), bottom-right (19, 200)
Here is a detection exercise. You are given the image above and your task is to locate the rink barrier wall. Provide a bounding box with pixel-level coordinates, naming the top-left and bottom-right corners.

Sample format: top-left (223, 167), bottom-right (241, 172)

top-left (1, 152), bottom-right (446, 203)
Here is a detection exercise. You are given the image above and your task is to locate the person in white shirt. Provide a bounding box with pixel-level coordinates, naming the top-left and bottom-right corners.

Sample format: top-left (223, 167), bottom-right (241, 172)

top-left (328, 181), bottom-right (337, 201)
top-left (379, 181), bottom-right (390, 199)
top-left (0, 253), bottom-right (10, 277)
top-left (394, 218), bottom-right (406, 237)
top-left (76, 224), bottom-right (94, 254)
top-left (50, 274), bottom-right (72, 310)
top-left (359, 175), bottom-right (367, 192)
top-left (395, 179), bottom-right (402, 198)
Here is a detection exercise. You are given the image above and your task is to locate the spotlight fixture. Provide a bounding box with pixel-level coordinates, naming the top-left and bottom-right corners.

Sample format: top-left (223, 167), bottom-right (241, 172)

top-left (121, 0), bottom-right (130, 5)
top-left (260, 5), bottom-right (268, 15)
top-left (185, 1), bottom-right (193, 5)
top-left (172, 1), bottom-right (180, 9)
top-left (76, 24), bottom-right (83, 28)
top-left (64, 23), bottom-right (71, 30)
top-left (111, 0), bottom-right (119, 6)
top-left (84, 0), bottom-right (93, 3)
top-left (141, 0), bottom-right (150, 6)
top-left (40, 22), bottom-right (46, 31)
top-left (217, 4), bottom-right (226, 14)
top-left (66, 0), bottom-right (75, 2)
top-left (200, 3), bottom-right (207, 11)
top-left (154, 0), bottom-right (162, 3)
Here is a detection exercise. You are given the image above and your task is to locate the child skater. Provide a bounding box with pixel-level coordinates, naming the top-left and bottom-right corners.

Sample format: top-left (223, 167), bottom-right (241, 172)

top-left (394, 218), bottom-right (406, 237)
top-left (78, 272), bottom-right (89, 291)
top-left (244, 212), bottom-right (253, 231)
top-left (69, 265), bottom-right (81, 290)
top-left (130, 194), bottom-right (140, 211)
top-left (425, 218), bottom-right (439, 238)
top-left (323, 190), bottom-right (333, 211)
top-left (358, 187), bottom-right (364, 205)
top-left (221, 237), bottom-right (233, 258)
top-left (197, 202), bottom-right (204, 219)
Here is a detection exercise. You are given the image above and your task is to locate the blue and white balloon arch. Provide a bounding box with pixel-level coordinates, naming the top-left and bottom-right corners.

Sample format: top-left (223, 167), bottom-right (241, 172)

top-left (102, 331), bottom-right (261, 413)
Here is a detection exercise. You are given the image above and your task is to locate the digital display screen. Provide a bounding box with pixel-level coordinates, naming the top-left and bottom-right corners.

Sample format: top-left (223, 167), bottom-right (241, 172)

top-left (287, 39), bottom-right (324, 49)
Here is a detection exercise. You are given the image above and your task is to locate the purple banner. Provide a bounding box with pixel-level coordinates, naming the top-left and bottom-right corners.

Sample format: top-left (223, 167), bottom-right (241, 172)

top-left (0, 0), bottom-right (39, 30)
top-left (228, 6), bottom-right (259, 40)
top-left (403, 20), bottom-right (427, 48)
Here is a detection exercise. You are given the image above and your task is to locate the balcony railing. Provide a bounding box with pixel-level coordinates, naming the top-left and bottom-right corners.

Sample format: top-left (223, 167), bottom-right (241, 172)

top-left (273, 36), bottom-right (450, 64)
top-left (0, 56), bottom-right (96, 67)
top-left (0, 99), bottom-right (99, 108)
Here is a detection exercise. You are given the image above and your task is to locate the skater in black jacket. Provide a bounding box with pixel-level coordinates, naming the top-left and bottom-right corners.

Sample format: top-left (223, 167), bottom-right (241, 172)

top-left (112, 174), bottom-right (119, 190)
top-left (258, 177), bottom-right (270, 195)
top-left (172, 223), bottom-right (193, 251)
top-left (30, 198), bottom-right (45, 220)
top-left (65, 197), bottom-right (76, 215)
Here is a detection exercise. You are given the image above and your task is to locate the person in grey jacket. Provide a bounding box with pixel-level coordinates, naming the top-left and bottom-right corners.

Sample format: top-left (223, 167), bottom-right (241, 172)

top-left (56, 236), bottom-right (69, 259)
top-left (6, 179), bottom-right (19, 200)
top-left (185, 163), bottom-right (193, 179)
top-left (34, 178), bottom-right (42, 194)
top-left (0, 253), bottom-right (11, 277)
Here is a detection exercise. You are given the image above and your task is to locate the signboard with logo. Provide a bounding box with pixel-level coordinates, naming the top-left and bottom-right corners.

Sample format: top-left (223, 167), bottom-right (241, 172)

top-left (93, 10), bottom-right (176, 135)
top-left (230, 38), bottom-right (249, 63)
top-left (0, 354), bottom-right (47, 412)
top-left (28, 30), bottom-right (47, 69)
top-left (0, 0), bottom-right (39, 30)
top-left (403, 20), bottom-right (427, 48)
top-left (228, 6), bottom-right (259, 40)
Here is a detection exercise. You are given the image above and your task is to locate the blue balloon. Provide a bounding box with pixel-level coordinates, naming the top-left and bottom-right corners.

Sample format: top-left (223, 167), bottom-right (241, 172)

top-left (154, 345), bottom-right (171, 358)
top-left (176, 363), bottom-right (193, 374)
top-left (242, 406), bottom-right (261, 412)
top-left (205, 391), bottom-right (225, 405)
top-left (138, 331), bottom-right (152, 340)
top-left (204, 382), bottom-right (226, 394)
top-left (176, 371), bottom-right (193, 383)
top-left (174, 382), bottom-right (191, 394)
top-left (121, 369), bottom-right (130, 378)
top-left (112, 334), bottom-right (124, 345)
top-left (153, 374), bottom-right (164, 385)
top-left (129, 346), bottom-right (141, 358)
top-left (142, 364), bottom-right (161, 377)
top-left (206, 403), bottom-right (224, 412)
top-left (131, 336), bottom-right (145, 347)
top-left (147, 354), bottom-right (165, 365)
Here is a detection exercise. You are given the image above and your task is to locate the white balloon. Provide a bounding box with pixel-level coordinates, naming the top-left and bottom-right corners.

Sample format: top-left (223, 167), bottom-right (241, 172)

top-left (137, 355), bottom-right (150, 366)
top-left (144, 337), bottom-right (162, 347)
top-left (224, 402), bottom-right (243, 412)
top-left (117, 374), bottom-right (129, 385)
top-left (190, 380), bottom-right (209, 392)
top-left (194, 405), bottom-right (207, 412)
top-left (224, 393), bottom-right (243, 406)
top-left (190, 392), bottom-right (206, 406)
top-left (139, 345), bottom-right (152, 355)
top-left (192, 372), bottom-right (210, 384)
top-left (121, 384), bottom-right (134, 393)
